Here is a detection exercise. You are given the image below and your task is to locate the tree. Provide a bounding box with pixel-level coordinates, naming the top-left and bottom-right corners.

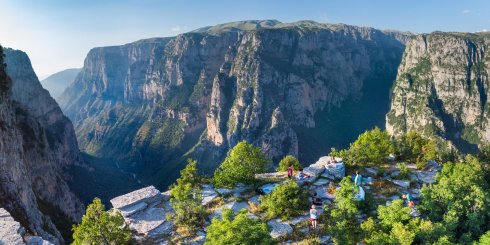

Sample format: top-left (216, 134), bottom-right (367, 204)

top-left (344, 128), bottom-right (394, 166)
top-left (214, 141), bottom-right (269, 187)
top-left (72, 198), bottom-right (131, 245)
top-left (477, 230), bottom-right (490, 245)
top-left (260, 180), bottom-right (308, 220)
top-left (170, 159), bottom-right (206, 230)
top-left (276, 155), bottom-right (301, 171)
top-left (419, 155), bottom-right (490, 243)
top-left (205, 209), bottom-right (273, 245)
top-left (361, 200), bottom-right (446, 245)
top-left (328, 177), bottom-right (361, 244)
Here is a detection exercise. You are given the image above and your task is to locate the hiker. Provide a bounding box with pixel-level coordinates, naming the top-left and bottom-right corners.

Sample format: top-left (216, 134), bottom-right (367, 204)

top-left (287, 164), bottom-right (293, 178)
top-left (297, 168), bottom-right (310, 181)
top-left (310, 205), bottom-right (318, 228)
top-left (329, 156), bottom-right (336, 164)
top-left (326, 181), bottom-right (336, 194)
top-left (402, 193), bottom-right (414, 206)
top-left (312, 192), bottom-right (323, 206)
top-left (354, 171), bottom-right (362, 187)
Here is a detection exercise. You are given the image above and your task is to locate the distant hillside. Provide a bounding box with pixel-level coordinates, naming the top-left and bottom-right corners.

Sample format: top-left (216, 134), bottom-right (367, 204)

top-left (41, 68), bottom-right (81, 100)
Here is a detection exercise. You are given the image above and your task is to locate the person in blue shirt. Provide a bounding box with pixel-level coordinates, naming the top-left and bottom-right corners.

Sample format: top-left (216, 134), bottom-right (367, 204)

top-left (354, 171), bottom-right (362, 187)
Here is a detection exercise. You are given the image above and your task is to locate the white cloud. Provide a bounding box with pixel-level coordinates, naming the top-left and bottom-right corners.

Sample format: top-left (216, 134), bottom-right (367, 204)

top-left (477, 29), bottom-right (488, 33)
top-left (462, 9), bottom-right (471, 14)
top-left (170, 26), bottom-right (181, 32)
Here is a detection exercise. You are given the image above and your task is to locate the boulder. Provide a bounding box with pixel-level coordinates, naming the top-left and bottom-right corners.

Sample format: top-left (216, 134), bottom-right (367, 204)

top-left (147, 221), bottom-right (174, 238)
top-left (0, 208), bottom-right (25, 245)
top-left (391, 179), bottom-right (410, 188)
top-left (321, 171), bottom-right (336, 180)
top-left (303, 164), bottom-right (325, 177)
top-left (365, 167), bottom-right (378, 176)
top-left (226, 201), bottom-right (249, 213)
top-left (313, 178), bottom-right (329, 186)
top-left (326, 162), bottom-right (345, 179)
top-left (320, 235), bottom-right (332, 244)
top-left (416, 171), bottom-right (437, 184)
top-left (215, 187), bottom-right (232, 195)
top-left (110, 186), bottom-right (163, 209)
top-left (119, 201), bottom-right (148, 217)
top-left (267, 219), bottom-right (293, 239)
top-left (287, 215), bottom-right (309, 225)
top-left (255, 172), bottom-right (288, 181)
top-left (248, 195), bottom-right (260, 206)
top-left (126, 208), bottom-right (166, 235)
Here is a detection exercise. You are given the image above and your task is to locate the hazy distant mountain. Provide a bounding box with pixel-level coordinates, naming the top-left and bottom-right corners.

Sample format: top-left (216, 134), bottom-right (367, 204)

top-left (41, 68), bottom-right (81, 100)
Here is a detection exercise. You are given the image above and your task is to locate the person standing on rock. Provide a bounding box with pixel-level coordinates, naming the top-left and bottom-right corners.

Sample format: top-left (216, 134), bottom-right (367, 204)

top-left (310, 205), bottom-right (318, 229)
top-left (403, 193), bottom-right (414, 206)
top-left (354, 171), bottom-right (362, 187)
top-left (287, 164), bottom-right (293, 178)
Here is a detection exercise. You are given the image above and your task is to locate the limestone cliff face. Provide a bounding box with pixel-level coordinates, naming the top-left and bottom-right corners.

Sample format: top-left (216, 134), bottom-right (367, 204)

top-left (386, 33), bottom-right (490, 151)
top-left (0, 47), bottom-right (83, 244)
top-left (59, 20), bottom-right (408, 188)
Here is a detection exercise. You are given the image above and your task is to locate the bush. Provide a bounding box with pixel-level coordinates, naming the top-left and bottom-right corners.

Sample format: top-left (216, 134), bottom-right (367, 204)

top-left (478, 231), bottom-right (490, 245)
top-left (205, 209), bottom-right (273, 245)
top-left (361, 200), bottom-right (445, 245)
top-left (214, 141), bottom-right (269, 187)
top-left (394, 131), bottom-right (439, 169)
top-left (343, 128), bottom-right (394, 167)
top-left (396, 162), bottom-right (412, 180)
top-left (260, 180), bottom-right (309, 220)
top-left (276, 155), bottom-right (301, 171)
top-left (170, 159), bottom-right (206, 230)
top-left (419, 155), bottom-right (490, 243)
top-left (72, 198), bottom-right (131, 245)
top-left (328, 177), bottom-right (361, 244)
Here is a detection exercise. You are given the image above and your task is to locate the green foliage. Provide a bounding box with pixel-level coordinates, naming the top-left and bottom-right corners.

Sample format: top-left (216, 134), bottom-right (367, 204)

top-left (396, 162), bottom-right (412, 180)
top-left (342, 128), bottom-right (394, 167)
top-left (394, 131), bottom-right (438, 169)
top-left (420, 155), bottom-right (490, 243)
top-left (260, 180), bottom-right (309, 220)
top-left (362, 200), bottom-right (446, 245)
top-left (170, 159), bottom-right (206, 230)
top-left (72, 198), bottom-right (131, 245)
top-left (205, 209), bottom-right (273, 245)
top-left (327, 177), bottom-right (361, 244)
top-left (477, 230), bottom-right (490, 245)
top-left (276, 155), bottom-right (301, 171)
top-left (214, 141), bottom-right (269, 187)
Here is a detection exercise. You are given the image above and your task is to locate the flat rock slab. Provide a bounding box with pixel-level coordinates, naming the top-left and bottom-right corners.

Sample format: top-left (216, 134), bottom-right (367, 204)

top-left (255, 172), bottom-right (288, 181)
top-left (365, 167), bottom-right (378, 176)
top-left (0, 208), bottom-right (15, 222)
top-left (147, 221), bottom-right (174, 238)
top-left (226, 201), bottom-right (249, 213)
top-left (326, 162), bottom-right (345, 179)
top-left (202, 185), bottom-right (218, 205)
top-left (304, 164), bottom-right (325, 177)
top-left (215, 187), bottom-right (232, 195)
top-left (416, 171), bottom-right (437, 184)
top-left (287, 215), bottom-right (309, 225)
top-left (320, 235), bottom-right (332, 244)
top-left (391, 179), bottom-right (410, 188)
top-left (321, 172), bottom-right (336, 180)
top-left (267, 219), bottom-right (293, 239)
top-left (111, 186), bottom-right (163, 209)
top-left (127, 208), bottom-right (166, 235)
top-left (313, 178), bottom-right (329, 186)
top-left (120, 201), bottom-right (148, 217)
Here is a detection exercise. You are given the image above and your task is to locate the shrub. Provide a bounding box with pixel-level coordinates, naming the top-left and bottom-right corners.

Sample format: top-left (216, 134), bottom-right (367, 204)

top-left (260, 180), bottom-right (309, 220)
top-left (72, 198), bottom-right (131, 245)
top-left (170, 159), bottom-right (206, 230)
top-left (396, 162), bottom-right (412, 180)
top-left (276, 155), bottom-right (301, 171)
top-left (328, 177), bottom-right (361, 244)
top-left (394, 131), bottom-right (438, 169)
top-left (205, 209), bottom-right (273, 245)
top-left (214, 141), bottom-right (269, 187)
top-left (343, 128), bottom-right (394, 167)
top-left (419, 155), bottom-right (490, 243)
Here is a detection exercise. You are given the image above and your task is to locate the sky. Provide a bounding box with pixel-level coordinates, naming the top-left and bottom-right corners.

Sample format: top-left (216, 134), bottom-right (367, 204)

top-left (1, 0), bottom-right (489, 78)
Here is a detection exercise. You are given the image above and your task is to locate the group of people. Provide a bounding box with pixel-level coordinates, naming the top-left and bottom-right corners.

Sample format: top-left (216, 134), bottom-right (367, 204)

top-left (287, 164), bottom-right (416, 229)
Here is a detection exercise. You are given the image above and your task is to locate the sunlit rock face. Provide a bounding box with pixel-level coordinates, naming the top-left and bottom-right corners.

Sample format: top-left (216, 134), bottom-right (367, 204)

top-left (387, 33), bottom-right (490, 152)
top-left (59, 20), bottom-right (408, 188)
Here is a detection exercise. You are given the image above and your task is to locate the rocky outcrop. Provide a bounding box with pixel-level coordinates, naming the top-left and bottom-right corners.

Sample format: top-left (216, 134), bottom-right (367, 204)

top-left (0, 47), bottom-right (83, 244)
top-left (386, 33), bottom-right (490, 151)
top-left (41, 68), bottom-right (81, 101)
top-left (59, 20), bottom-right (409, 188)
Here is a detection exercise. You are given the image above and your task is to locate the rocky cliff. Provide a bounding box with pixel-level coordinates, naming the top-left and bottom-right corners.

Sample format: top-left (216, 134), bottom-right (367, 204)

top-left (41, 68), bottom-right (82, 101)
top-left (59, 20), bottom-right (409, 189)
top-left (0, 46), bottom-right (84, 244)
top-left (386, 32), bottom-right (490, 152)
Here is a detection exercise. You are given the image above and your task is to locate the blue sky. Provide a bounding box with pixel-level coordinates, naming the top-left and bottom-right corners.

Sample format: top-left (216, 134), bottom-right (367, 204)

top-left (1, 0), bottom-right (489, 77)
